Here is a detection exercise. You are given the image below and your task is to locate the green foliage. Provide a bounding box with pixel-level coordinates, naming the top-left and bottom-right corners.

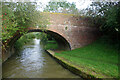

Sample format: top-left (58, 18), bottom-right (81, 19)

top-left (44, 1), bottom-right (79, 14)
top-left (2, 2), bottom-right (47, 42)
top-left (15, 31), bottom-right (58, 50)
top-left (2, 3), bottom-right (18, 41)
top-left (104, 3), bottom-right (120, 33)
top-left (43, 40), bottom-right (58, 50)
top-left (36, 33), bottom-right (48, 44)
top-left (85, 2), bottom-right (120, 33)
top-left (34, 32), bottom-right (58, 50)
top-left (55, 36), bottom-right (119, 77)
top-left (14, 33), bottom-right (35, 50)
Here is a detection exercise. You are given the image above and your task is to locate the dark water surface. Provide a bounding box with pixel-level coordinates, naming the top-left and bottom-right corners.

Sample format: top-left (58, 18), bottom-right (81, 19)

top-left (2, 39), bottom-right (80, 78)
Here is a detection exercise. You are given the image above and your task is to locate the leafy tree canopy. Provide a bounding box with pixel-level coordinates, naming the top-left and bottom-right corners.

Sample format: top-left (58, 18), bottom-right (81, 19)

top-left (85, 1), bottom-right (120, 34)
top-left (44, 0), bottom-right (79, 14)
top-left (2, 2), bottom-right (48, 42)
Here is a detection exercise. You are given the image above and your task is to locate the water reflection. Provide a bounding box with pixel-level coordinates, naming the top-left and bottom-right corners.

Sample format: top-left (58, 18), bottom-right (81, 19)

top-left (19, 39), bottom-right (44, 71)
top-left (3, 39), bottom-right (80, 78)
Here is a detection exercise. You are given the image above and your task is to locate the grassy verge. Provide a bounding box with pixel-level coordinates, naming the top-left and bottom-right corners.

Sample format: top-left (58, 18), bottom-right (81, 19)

top-left (55, 36), bottom-right (119, 78)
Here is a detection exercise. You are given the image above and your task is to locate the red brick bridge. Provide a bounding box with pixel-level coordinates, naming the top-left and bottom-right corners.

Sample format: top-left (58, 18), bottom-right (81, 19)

top-left (2, 13), bottom-right (100, 62)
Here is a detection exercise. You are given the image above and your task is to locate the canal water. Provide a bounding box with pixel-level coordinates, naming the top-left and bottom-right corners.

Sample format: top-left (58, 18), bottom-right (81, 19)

top-left (2, 39), bottom-right (79, 78)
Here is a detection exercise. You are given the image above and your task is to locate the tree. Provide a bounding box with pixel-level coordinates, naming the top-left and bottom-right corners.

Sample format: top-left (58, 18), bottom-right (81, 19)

top-left (2, 2), bottom-right (47, 42)
top-left (85, 1), bottom-right (120, 34)
top-left (44, 1), bottom-right (79, 14)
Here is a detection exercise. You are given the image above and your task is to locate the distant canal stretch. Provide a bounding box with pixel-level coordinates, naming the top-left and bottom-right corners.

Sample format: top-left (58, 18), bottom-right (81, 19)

top-left (3, 39), bottom-right (79, 78)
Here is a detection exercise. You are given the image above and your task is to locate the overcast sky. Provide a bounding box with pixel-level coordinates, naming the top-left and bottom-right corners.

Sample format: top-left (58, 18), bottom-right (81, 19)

top-left (67, 0), bottom-right (92, 9)
top-left (36, 0), bottom-right (92, 11)
top-left (4, 0), bottom-right (119, 11)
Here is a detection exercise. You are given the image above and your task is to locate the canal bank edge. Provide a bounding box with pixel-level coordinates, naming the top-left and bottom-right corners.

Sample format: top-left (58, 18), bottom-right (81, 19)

top-left (45, 50), bottom-right (103, 80)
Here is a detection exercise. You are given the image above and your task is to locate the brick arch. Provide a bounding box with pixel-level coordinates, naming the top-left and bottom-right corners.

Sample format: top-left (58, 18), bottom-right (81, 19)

top-left (28, 28), bottom-right (71, 50)
top-left (2, 13), bottom-right (101, 62)
top-left (8, 28), bottom-right (71, 51)
top-left (2, 28), bottom-right (71, 62)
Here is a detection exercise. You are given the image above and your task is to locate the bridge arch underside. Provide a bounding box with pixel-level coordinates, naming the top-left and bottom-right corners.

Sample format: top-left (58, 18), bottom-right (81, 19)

top-left (9, 29), bottom-right (71, 52)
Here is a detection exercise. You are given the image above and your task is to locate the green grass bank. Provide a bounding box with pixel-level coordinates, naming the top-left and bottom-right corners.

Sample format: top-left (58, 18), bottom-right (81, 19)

top-left (55, 36), bottom-right (119, 78)
top-left (43, 40), bottom-right (58, 50)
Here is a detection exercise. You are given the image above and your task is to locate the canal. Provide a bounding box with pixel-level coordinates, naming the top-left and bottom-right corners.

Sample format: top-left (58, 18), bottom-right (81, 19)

top-left (2, 39), bottom-right (79, 78)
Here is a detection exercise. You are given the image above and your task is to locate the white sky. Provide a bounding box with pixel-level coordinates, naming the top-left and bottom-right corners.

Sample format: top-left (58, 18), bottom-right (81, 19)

top-left (67, 0), bottom-right (92, 9)
top-left (36, 0), bottom-right (92, 11)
